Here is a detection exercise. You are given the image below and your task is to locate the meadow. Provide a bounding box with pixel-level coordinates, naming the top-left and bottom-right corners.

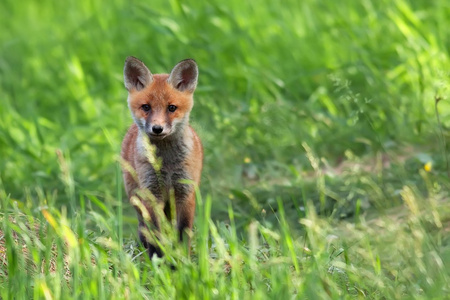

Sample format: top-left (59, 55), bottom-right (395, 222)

top-left (0, 0), bottom-right (449, 298)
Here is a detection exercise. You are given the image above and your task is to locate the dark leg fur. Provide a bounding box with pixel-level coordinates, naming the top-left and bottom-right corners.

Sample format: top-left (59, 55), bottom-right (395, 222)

top-left (176, 197), bottom-right (195, 253)
top-left (138, 222), bottom-right (163, 258)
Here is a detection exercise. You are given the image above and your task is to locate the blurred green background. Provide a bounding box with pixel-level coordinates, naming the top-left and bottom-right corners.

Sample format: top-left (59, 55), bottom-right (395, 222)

top-left (1, 0), bottom-right (449, 228)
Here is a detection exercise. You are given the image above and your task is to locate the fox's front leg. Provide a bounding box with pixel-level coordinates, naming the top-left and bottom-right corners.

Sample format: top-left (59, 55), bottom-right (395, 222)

top-left (138, 221), bottom-right (163, 258)
top-left (135, 200), bottom-right (163, 258)
top-left (176, 193), bottom-right (196, 252)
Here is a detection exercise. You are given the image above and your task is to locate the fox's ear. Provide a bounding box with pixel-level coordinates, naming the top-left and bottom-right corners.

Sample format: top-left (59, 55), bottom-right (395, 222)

top-left (167, 59), bottom-right (198, 93)
top-left (124, 56), bottom-right (153, 91)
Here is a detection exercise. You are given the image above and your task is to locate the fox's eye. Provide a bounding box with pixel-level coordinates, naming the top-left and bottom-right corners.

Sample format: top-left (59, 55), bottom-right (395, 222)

top-left (141, 104), bottom-right (151, 112)
top-left (168, 105), bottom-right (177, 112)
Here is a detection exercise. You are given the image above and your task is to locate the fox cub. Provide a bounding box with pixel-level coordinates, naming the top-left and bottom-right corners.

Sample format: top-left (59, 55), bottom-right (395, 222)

top-left (121, 57), bottom-right (203, 258)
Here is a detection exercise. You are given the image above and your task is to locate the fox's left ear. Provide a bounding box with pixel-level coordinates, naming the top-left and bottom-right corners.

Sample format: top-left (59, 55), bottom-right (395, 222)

top-left (167, 59), bottom-right (198, 93)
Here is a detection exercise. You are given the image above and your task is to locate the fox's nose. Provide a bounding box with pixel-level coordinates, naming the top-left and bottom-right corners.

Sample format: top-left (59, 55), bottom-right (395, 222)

top-left (152, 125), bottom-right (163, 134)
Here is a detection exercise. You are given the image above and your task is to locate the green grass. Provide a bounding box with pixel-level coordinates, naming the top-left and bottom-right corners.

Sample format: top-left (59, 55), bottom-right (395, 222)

top-left (1, 0), bottom-right (450, 298)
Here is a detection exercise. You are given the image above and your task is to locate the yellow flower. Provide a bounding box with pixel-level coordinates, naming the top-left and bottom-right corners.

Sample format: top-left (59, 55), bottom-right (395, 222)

top-left (244, 157), bottom-right (251, 163)
top-left (424, 162), bottom-right (432, 172)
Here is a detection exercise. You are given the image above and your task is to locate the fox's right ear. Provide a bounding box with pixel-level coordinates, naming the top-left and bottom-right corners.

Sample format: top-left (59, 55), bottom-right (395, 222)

top-left (124, 56), bottom-right (153, 91)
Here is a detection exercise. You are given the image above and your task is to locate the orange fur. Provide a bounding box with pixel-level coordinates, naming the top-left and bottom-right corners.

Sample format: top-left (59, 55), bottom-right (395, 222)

top-left (121, 57), bottom-right (203, 258)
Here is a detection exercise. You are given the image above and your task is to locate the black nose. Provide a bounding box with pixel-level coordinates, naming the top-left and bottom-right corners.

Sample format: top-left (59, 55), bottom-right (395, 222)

top-left (152, 125), bottom-right (163, 134)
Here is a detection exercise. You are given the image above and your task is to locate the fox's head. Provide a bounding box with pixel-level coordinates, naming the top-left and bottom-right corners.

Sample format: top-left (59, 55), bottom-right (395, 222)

top-left (124, 57), bottom-right (198, 140)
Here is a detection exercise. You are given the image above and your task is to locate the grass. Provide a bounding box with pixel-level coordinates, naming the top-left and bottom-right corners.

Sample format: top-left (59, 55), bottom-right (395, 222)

top-left (1, 0), bottom-right (450, 298)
